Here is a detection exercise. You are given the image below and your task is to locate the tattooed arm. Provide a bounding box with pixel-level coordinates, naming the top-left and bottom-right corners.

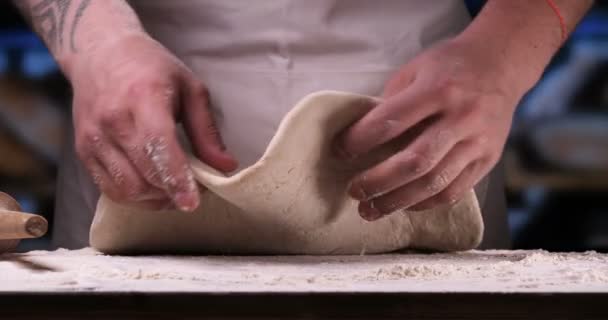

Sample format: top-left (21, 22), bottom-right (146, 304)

top-left (14, 0), bottom-right (237, 211)
top-left (13, 0), bottom-right (145, 74)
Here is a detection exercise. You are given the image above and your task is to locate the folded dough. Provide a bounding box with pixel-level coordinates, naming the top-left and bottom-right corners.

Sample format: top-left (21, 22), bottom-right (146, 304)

top-left (90, 91), bottom-right (483, 254)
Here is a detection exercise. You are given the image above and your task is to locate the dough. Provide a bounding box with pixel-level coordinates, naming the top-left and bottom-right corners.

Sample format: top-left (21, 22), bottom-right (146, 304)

top-left (90, 91), bottom-right (483, 255)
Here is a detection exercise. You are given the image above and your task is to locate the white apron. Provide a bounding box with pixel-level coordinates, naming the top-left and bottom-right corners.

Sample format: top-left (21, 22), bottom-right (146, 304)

top-left (53, 0), bottom-right (510, 249)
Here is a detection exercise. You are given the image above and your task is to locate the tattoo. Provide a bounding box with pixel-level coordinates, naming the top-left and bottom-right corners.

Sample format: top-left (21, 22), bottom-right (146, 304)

top-left (19, 0), bottom-right (92, 53)
top-left (70, 0), bottom-right (91, 52)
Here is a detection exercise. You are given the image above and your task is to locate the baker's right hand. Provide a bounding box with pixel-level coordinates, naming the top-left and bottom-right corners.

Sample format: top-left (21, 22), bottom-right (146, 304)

top-left (68, 33), bottom-right (238, 211)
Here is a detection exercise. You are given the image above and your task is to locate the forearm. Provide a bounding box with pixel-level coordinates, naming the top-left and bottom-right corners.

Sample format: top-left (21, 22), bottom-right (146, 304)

top-left (456, 0), bottom-right (593, 93)
top-left (13, 0), bottom-right (145, 76)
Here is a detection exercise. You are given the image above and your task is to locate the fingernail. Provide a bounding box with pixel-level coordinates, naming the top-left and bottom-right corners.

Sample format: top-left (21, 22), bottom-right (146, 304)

top-left (174, 191), bottom-right (199, 212)
top-left (360, 201), bottom-right (383, 221)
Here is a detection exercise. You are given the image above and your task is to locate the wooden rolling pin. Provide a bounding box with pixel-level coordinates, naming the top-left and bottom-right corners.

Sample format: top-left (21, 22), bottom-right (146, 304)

top-left (0, 192), bottom-right (48, 254)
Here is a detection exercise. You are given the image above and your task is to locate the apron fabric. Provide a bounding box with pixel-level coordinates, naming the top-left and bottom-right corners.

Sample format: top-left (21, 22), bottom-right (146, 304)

top-left (53, 0), bottom-right (510, 250)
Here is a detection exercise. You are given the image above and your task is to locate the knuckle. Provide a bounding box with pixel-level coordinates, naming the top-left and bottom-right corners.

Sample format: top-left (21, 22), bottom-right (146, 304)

top-left (433, 127), bottom-right (456, 149)
top-left (365, 117), bottom-right (394, 142)
top-left (471, 134), bottom-right (490, 148)
top-left (76, 131), bottom-right (102, 157)
top-left (126, 79), bottom-right (154, 96)
top-left (99, 108), bottom-right (129, 130)
top-left (399, 150), bottom-right (433, 175)
top-left (86, 165), bottom-right (104, 187)
top-left (379, 118), bottom-right (402, 141)
top-left (469, 99), bottom-right (485, 112)
top-left (458, 99), bottom-right (485, 122)
top-left (107, 162), bottom-right (122, 183)
top-left (126, 78), bottom-right (174, 101)
top-left (205, 120), bottom-right (220, 135)
top-left (84, 131), bottom-right (102, 146)
top-left (426, 170), bottom-right (451, 194)
top-left (436, 81), bottom-right (463, 103)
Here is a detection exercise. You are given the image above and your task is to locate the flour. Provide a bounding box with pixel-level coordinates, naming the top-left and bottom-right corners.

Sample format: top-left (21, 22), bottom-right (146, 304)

top-left (374, 265), bottom-right (451, 280)
top-left (1, 248), bottom-right (607, 293)
top-left (144, 136), bottom-right (175, 188)
top-left (364, 250), bottom-right (608, 290)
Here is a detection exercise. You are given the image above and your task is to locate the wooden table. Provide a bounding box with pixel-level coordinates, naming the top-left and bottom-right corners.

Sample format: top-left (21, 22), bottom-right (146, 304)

top-left (1, 248), bottom-right (607, 319)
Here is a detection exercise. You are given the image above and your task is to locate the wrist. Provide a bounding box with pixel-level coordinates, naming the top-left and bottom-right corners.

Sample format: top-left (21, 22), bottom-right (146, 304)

top-left (39, 0), bottom-right (147, 78)
top-left (453, 0), bottom-right (591, 96)
top-left (61, 30), bottom-right (149, 80)
top-left (457, 37), bottom-right (540, 100)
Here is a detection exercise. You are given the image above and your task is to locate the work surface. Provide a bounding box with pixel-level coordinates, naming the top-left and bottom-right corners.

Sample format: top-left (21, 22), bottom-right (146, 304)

top-left (1, 249), bottom-right (608, 319)
top-left (1, 248), bottom-right (607, 293)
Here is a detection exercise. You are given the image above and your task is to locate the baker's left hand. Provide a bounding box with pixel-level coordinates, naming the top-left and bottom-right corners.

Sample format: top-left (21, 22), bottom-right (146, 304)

top-left (336, 38), bottom-right (528, 221)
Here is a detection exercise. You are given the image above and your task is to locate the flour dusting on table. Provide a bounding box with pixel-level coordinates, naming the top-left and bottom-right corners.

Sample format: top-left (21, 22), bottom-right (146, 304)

top-left (1, 248), bottom-right (607, 293)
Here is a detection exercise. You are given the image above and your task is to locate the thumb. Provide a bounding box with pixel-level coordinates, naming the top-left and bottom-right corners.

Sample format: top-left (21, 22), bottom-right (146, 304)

top-left (181, 79), bottom-right (238, 173)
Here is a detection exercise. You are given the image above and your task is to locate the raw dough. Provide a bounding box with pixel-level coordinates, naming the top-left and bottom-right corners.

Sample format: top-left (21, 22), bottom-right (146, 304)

top-left (90, 91), bottom-right (483, 254)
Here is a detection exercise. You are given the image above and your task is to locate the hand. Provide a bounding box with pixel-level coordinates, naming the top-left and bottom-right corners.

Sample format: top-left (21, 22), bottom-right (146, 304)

top-left (69, 33), bottom-right (237, 211)
top-left (336, 38), bottom-right (526, 221)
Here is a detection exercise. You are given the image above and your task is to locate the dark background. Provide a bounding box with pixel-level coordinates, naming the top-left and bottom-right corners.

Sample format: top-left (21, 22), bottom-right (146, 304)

top-left (1, 1), bottom-right (607, 252)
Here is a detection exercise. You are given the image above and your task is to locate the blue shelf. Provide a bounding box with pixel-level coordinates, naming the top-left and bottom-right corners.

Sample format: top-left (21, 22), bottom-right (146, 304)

top-left (0, 29), bottom-right (58, 77)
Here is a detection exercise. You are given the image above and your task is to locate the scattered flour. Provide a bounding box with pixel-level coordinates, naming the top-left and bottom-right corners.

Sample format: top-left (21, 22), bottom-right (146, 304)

top-left (0, 248), bottom-right (607, 293)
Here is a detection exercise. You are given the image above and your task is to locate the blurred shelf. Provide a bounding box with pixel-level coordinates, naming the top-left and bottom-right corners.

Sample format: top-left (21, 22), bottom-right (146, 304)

top-left (0, 75), bottom-right (66, 164)
top-left (505, 149), bottom-right (608, 191)
top-left (0, 127), bottom-right (45, 178)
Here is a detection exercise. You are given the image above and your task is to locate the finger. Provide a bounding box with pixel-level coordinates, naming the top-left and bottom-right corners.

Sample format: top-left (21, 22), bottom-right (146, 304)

top-left (94, 140), bottom-right (167, 203)
top-left (93, 156), bottom-right (173, 211)
top-left (336, 81), bottom-right (435, 159)
top-left (181, 76), bottom-right (238, 172)
top-left (75, 128), bottom-right (106, 188)
top-left (408, 160), bottom-right (485, 211)
top-left (123, 84), bottom-right (201, 212)
top-left (82, 155), bottom-right (111, 192)
top-left (348, 118), bottom-right (460, 201)
top-left (382, 64), bottom-right (417, 98)
top-left (95, 91), bottom-right (190, 208)
top-left (76, 133), bottom-right (127, 197)
top-left (83, 155), bottom-right (170, 210)
top-left (358, 141), bottom-right (478, 220)
top-left (96, 172), bottom-right (173, 211)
